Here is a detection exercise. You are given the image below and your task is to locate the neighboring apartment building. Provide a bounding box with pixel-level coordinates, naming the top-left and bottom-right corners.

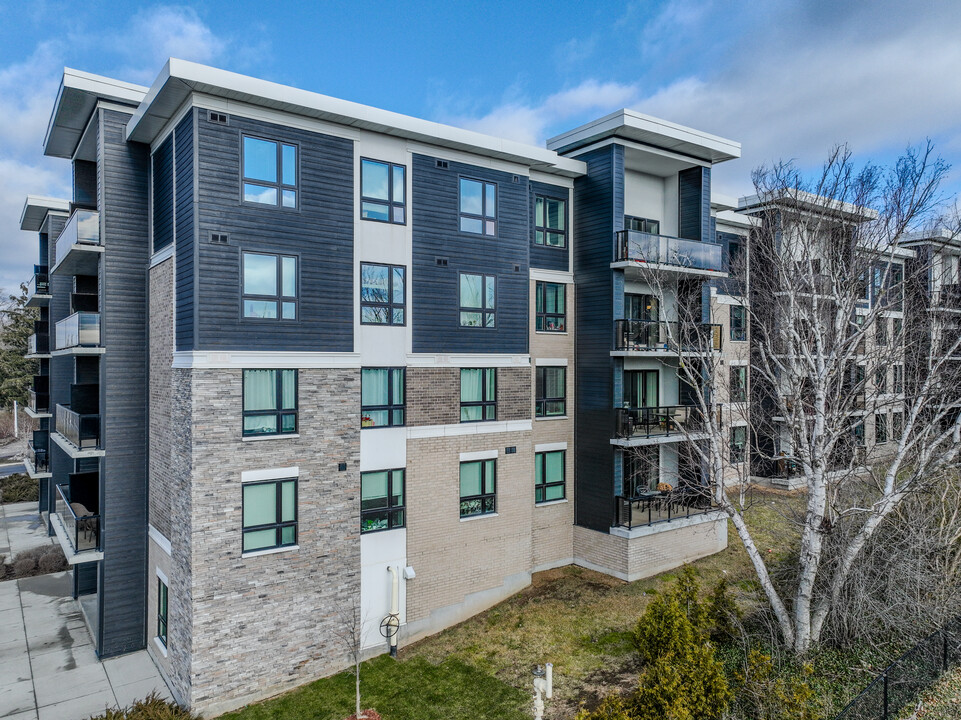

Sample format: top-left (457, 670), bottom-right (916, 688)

top-left (18, 60), bottom-right (745, 715)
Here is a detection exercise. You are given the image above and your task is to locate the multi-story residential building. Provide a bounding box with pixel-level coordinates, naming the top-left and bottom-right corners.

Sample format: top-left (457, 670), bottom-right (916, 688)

top-left (18, 59), bottom-right (747, 715)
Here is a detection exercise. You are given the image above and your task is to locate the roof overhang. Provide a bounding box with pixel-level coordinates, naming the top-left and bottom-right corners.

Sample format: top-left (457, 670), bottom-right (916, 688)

top-left (43, 68), bottom-right (148, 159)
top-left (126, 59), bottom-right (587, 178)
top-left (545, 109), bottom-right (741, 165)
top-left (900, 228), bottom-right (961, 250)
top-left (738, 190), bottom-right (878, 223)
top-left (19, 196), bottom-right (70, 231)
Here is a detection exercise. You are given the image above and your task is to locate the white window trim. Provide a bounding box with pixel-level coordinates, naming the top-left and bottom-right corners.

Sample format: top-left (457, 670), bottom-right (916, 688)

top-left (148, 525), bottom-right (172, 556)
top-left (534, 357), bottom-right (569, 366)
top-left (242, 433), bottom-right (301, 443)
top-left (459, 513), bottom-right (499, 523)
top-left (241, 466), bottom-right (300, 483)
top-left (242, 544), bottom-right (301, 559)
top-left (154, 566), bottom-right (169, 656)
top-left (535, 499), bottom-right (569, 508)
top-left (460, 449), bottom-right (498, 462)
top-left (535, 442), bottom-right (568, 453)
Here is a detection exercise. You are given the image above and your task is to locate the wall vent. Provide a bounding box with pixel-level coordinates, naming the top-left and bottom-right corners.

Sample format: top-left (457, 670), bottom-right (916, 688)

top-left (435, 159), bottom-right (449, 169)
top-left (209, 232), bottom-right (229, 244)
top-left (512, 175), bottom-right (520, 183)
top-left (209, 112), bottom-right (228, 124)
top-left (514, 264), bottom-right (521, 272)
top-left (436, 257), bottom-right (449, 267)
top-left (505, 446), bottom-right (517, 454)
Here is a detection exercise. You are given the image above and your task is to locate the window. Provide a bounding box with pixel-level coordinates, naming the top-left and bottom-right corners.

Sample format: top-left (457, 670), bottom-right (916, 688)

top-left (242, 478), bottom-right (297, 552)
top-left (460, 273), bottom-right (495, 327)
top-left (730, 306), bottom-right (747, 341)
top-left (624, 446), bottom-right (659, 497)
top-left (361, 263), bottom-right (405, 325)
top-left (853, 421), bottom-right (866, 447)
top-left (624, 369), bottom-right (659, 408)
top-left (242, 252), bottom-right (297, 320)
top-left (893, 365), bottom-right (904, 394)
top-left (361, 368), bottom-right (405, 428)
top-left (243, 369), bottom-right (297, 436)
top-left (460, 459), bottom-right (496, 517)
top-left (361, 159), bottom-right (405, 224)
top-left (535, 450), bottom-right (565, 503)
top-left (157, 578), bottom-right (168, 647)
top-left (893, 318), bottom-right (903, 345)
top-left (892, 411), bottom-right (903, 438)
top-left (626, 216), bottom-right (660, 234)
top-left (535, 282), bottom-right (566, 331)
top-left (461, 368), bottom-right (496, 422)
top-left (242, 136), bottom-right (297, 208)
top-left (730, 366), bottom-right (747, 403)
top-left (536, 367), bottom-right (566, 417)
top-left (877, 319), bottom-right (888, 346)
top-left (535, 195), bottom-right (566, 247)
top-left (730, 425), bottom-right (747, 463)
top-left (459, 178), bottom-right (496, 235)
top-left (876, 368), bottom-right (887, 394)
top-left (361, 469), bottom-right (405, 533)
top-left (875, 414), bottom-right (888, 444)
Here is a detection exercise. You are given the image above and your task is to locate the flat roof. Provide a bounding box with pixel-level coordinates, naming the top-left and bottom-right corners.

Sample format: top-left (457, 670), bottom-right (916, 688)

top-left (545, 108), bottom-right (741, 164)
top-left (126, 59), bottom-right (586, 178)
top-left (19, 196), bottom-right (70, 232)
top-left (738, 190), bottom-right (878, 222)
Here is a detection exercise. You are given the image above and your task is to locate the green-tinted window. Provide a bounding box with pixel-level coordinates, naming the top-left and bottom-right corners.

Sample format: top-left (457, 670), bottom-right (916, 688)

top-left (535, 282), bottom-right (566, 332)
top-left (535, 196), bottom-right (566, 247)
top-left (460, 459), bottom-right (496, 517)
top-left (242, 479), bottom-right (297, 552)
top-left (461, 368), bottom-right (496, 422)
top-left (157, 578), bottom-right (168, 646)
top-left (535, 367), bottom-right (566, 417)
top-left (242, 369), bottom-right (297, 436)
top-left (361, 469), bottom-right (405, 533)
top-left (535, 450), bottom-right (566, 503)
top-left (361, 368), bottom-right (405, 428)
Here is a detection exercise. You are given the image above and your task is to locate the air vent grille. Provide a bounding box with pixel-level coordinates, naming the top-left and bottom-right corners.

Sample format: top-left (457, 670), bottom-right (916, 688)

top-left (209, 112), bottom-right (228, 124)
top-left (210, 232), bottom-right (229, 244)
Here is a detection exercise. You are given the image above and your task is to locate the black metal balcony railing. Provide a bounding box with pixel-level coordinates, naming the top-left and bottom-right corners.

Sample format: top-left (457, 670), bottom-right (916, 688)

top-left (615, 230), bottom-right (723, 273)
top-left (614, 320), bottom-right (722, 352)
top-left (55, 483), bottom-right (99, 553)
top-left (55, 311), bottom-right (100, 350)
top-left (52, 209), bottom-right (99, 268)
top-left (613, 487), bottom-right (718, 529)
top-left (615, 405), bottom-right (707, 440)
top-left (28, 333), bottom-right (49, 355)
top-left (27, 266), bottom-right (49, 298)
top-left (28, 430), bottom-right (49, 472)
top-left (56, 404), bottom-right (100, 449)
top-left (28, 389), bottom-right (50, 414)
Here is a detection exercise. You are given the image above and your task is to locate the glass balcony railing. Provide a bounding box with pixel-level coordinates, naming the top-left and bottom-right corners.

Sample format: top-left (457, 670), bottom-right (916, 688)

top-left (55, 312), bottom-right (100, 350)
top-left (932, 283), bottom-right (961, 310)
top-left (55, 483), bottom-right (100, 553)
top-left (615, 230), bottom-right (723, 273)
top-left (56, 404), bottom-right (100, 449)
top-left (614, 320), bottom-right (722, 352)
top-left (29, 389), bottom-right (49, 414)
top-left (614, 405), bottom-right (710, 440)
top-left (28, 333), bottom-right (49, 355)
top-left (26, 266), bottom-right (50, 300)
top-left (28, 430), bottom-right (49, 472)
top-left (52, 209), bottom-right (99, 268)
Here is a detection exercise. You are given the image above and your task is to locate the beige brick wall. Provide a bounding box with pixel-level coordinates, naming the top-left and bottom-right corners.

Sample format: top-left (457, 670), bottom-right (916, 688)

top-left (146, 538), bottom-right (174, 686)
top-left (148, 259), bottom-right (174, 538)
top-left (407, 366), bottom-right (531, 426)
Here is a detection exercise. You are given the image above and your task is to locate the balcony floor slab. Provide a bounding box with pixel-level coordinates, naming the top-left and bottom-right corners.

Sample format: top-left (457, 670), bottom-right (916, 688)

top-left (23, 458), bottom-right (51, 480)
top-left (611, 431), bottom-right (710, 447)
top-left (49, 512), bottom-right (103, 565)
top-left (22, 408), bottom-right (51, 420)
top-left (50, 432), bottom-right (104, 459)
top-left (50, 347), bottom-right (105, 357)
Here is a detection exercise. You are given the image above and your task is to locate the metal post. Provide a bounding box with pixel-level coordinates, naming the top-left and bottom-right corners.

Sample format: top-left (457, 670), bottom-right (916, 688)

top-left (13, 400), bottom-right (18, 438)
top-left (883, 672), bottom-right (888, 720)
top-left (943, 630), bottom-right (949, 671)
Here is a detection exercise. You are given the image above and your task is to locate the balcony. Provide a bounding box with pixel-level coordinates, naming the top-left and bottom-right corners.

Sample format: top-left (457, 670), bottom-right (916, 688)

top-left (51, 209), bottom-right (101, 275)
top-left (614, 405), bottom-right (708, 442)
top-left (932, 283), bottom-right (961, 311)
top-left (613, 486), bottom-right (719, 530)
top-left (25, 430), bottom-right (50, 478)
top-left (25, 266), bottom-right (51, 307)
top-left (27, 332), bottom-right (50, 357)
top-left (614, 230), bottom-right (724, 275)
top-left (55, 404), bottom-right (100, 451)
top-left (54, 311), bottom-right (101, 352)
top-left (28, 374), bottom-right (49, 415)
top-left (613, 320), bottom-right (722, 354)
top-left (53, 480), bottom-right (102, 562)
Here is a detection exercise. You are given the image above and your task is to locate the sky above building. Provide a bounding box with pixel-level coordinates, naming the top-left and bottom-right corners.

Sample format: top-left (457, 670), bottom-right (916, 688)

top-left (2, 0), bottom-right (960, 293)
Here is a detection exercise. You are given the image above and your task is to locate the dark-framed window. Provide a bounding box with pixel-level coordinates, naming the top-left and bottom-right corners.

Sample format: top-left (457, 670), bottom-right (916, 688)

top-left (626, 216), bottom-right (660, 234)
top-left (730, 425), bottom-right (747, 463)
top-left (361, 367), bottom-right (405, 428)
top-left (893, 365), bottom-right (904, 394)
top-left (242, 251), bottom-right (298, 320)
top-left (242, 369), bottom-right (297, 436)
top-left (893, 318), bottom-right (903, 344)
top-left (242, 478), bottom-right (297, 552)
top-left (535, 195), bottom-right (566, 247)
top-left (536, 367), bottom-right (566, 417)
top-left (876, 368), bottom-right (887, 394)
top-left (460, 459), bottom-right (496, 517)
top-left (875, 413), bottom-right (888, 444)
top-left (361, 158), bottom-right (406, 224)
top-left (730, 305), bottom-right (747, 341)
top-left (535, 450), bottom-right (565, 503)
top-left (877, 319), bottom-right (888, 346)
top-left (459, 178), bottom-right (496, 235)
top-left (461, 368), bottom-right (496, 422)
top-left (361, 263), bottom-right (406, 325)
top-left (460, 273), bottom-right (495, 327)
top-left (624, 446), bottom-right (659, 497)
top-left (242, 135), bottom-right (297, 208)
top-left (892, 411), bottom-right (903, 437)
top-left (535, 282), bottom-right (566, 332)
top-left (730, 366), bottom-right (747, 403)
top-left (157, 578), bottom-right (168, 647)
top-left (361, 468), bottom-right (405, 533)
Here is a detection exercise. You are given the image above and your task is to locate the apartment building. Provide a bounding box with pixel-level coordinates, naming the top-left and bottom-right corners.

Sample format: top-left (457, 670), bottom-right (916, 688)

top-left (18, 59), bottom-right (745, 715)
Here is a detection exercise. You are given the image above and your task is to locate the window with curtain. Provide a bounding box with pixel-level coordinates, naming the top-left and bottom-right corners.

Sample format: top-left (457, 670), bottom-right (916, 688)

top-left (730, 425), bottom-right (747, 463)
top-left (623, 369), bottom-right (659, 408)
top-left (361, 368), bottom-right (405, 427)
top-left (361, 468), bottom-right (405, 533)
top-left (242, 478), bottom-right (297, 552)
top-left (536, 367), bottom-right (566, 417)
top-left (242, 251), bottom-right (298, 320)
top-left (534, 195), bottom-right (566, 247)
top-left (460, 459), bottom-right (496, 517)
top-left (242, 369), bottom-right (297, 436)
top-left (242, 135), bottom-right (297, 208)
top-left (535, 450), bottom-right (565, 503)
top-left (461, 368), bottom-right (496, 422)
top-left (625, 216), bottom-right (660, 234)
top-left (730, 366), bottom-right (747, 403)
top-left (459, 273), bottom-right (495, 327)
top-left (157, 578), bottom-right (168, 647)
top-left (361, 158), bottom-right (406, 224)
top-left (624, 446), bottom-right (659, 497)
top-left (730, 305), bottom-right (747, 341)
top-left (893, 365), bottom-right (904, 393)
top-left (535, 282), bottom-right (566, 331)
top-left (459, 178), bottom-right (496, 235)
top-left (361, 263), bottom-right (406, 325)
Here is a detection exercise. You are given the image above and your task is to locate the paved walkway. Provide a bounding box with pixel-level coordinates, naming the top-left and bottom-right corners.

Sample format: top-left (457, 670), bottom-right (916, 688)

top-left (0, 505), bottom-right (172, 720)
top-left (1, 503), bottom-right (55, 564)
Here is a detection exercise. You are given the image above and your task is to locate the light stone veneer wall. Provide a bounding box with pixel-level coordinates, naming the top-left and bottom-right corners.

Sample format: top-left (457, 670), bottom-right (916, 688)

top-left (148, 259), bottom-right (174, 538)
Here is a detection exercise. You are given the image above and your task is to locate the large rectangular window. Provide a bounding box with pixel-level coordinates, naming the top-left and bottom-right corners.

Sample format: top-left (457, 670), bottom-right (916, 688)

top-left (461, 368), bottom-right (496, 422)
top-left (875, 413), bottom-right (888, 444)
top-left (460, 459), bottom-right (496, 517)
top-left (361, 469), bottom-right (405, 533)
top-left (626, 216), bottom-right (660, 234)
top-left (730, 305), bottom-right (747, 341)
top-left (535, 195), bottom-right (566, 247)
top-left (361, 263), bottom-right (406, 325)
top-left (535, 282), bottom-right (566, 332)
top-left (243, 136), bottom-right (297, 208)
top-left (460, 273), bottom-right (495, 327)
top-left (157, 578), bottom-right (168, 647)
top-left (242, 478), bottom-right (297, 552)
top-left (730, 425), bottom-right (747, 463)
top-left (730, 366), bottom-right (747, 403)
top-left (243, 369), bottom-right (297, 436)
top-left (459, 178), bottom-right (496, 235)
top-left (361, 368), bottom-right (405, 428)
top-left (361, 159), bottom-right (406, 224)
top-left (242, 252), bottom-right (298, 320)
top-left (536, 367), bottom-right (566, 417)
top-left (535, 450), bottom-right (565, 503)
top-left (893, 365), bottom-right (904, 394)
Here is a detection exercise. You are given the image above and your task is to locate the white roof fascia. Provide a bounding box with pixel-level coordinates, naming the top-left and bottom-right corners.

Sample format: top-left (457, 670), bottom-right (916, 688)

top-left (20, 196), bottom-right (70, 232)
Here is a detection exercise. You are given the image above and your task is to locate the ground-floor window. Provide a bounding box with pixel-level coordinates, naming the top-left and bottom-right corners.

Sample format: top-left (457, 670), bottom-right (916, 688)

top-left (535, 450), bottom-right (565, 503)
top-left (157, 578), bottom-right (168, 647)
top-left (460, 459), bottom-right (496, 517)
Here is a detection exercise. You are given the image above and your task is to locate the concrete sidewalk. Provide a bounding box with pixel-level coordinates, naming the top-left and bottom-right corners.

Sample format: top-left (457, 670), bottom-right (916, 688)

top-left (0, 502), bottom-right (55, 564)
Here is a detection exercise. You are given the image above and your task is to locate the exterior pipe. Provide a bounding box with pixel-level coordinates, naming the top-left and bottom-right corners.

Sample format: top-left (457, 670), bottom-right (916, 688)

top-left (387, 565), bottom-right (400, 657)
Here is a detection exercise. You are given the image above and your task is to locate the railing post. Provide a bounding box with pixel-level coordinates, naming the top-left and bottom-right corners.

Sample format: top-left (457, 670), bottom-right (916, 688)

top-left (944, 629), bottom-right (949, 671)
top-left (883, 672), bottom-right (888, 720)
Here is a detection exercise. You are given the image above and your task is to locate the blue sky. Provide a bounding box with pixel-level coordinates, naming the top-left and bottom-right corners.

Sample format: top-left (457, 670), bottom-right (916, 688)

top-left (2, 0), bottom-right (961, 293)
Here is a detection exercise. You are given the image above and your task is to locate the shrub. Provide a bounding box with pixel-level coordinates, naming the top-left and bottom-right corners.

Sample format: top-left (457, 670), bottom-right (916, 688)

top-left (732, 649), bottom-right (815, 720)
top-left (4, 545), bottom-right (69, 580)
top-left (1, 473), bottom-right (37, 503)
top-left (38, 548), bottom-right (68, 573)
top-left (85, 693), bottom-right (200, 719)
top-left (13, 554), bottom-right (37, 575)
top-left (706, 578), bottom-right (742, 644)
top-left (574, 695), bottom-right (633, 720)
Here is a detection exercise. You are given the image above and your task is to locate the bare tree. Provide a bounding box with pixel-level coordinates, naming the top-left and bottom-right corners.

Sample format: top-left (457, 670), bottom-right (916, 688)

top-left (335, 602), bottom-right (367, 719)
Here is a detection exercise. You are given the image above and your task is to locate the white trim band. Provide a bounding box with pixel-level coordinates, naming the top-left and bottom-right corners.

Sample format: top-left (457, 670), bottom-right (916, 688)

top-left (149, 525), bottom-right (172, 556)
top-left (529, 268), bottom-right (574, 284)
top-left (149, 244), bottom-right (174, 268)
top-left (408, 420), bottom-right (532, 439)
top-left (459, 449), bottom-right (499, 462)
top-left (241, 466), bottom-right (300, 483)
top-left (534, 357), bottom-right (568, 366)
top-left (535, 442), bottom-right (568, 452)
top-left (406, 353), bottom-right (530, 368)
top-left (173, 351), bottom-right (361, 369)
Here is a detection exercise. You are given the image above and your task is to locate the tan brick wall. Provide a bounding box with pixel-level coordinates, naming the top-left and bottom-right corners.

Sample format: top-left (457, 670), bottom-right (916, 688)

top-left (146, 538), bottom-right (174, 685)
top-left (148, 259), bottom-right (174, 538)
top-left (407, 366), bottom-right (531, 426)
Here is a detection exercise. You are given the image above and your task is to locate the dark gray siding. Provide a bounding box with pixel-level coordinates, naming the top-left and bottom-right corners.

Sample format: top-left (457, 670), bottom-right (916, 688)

top-left (411, 154), bottom-right (529, 354)
top-left (174, 112), bottom-right (194, 351)
top-left (74, 160), bottom-right (97, 209)
top-left (678, 166), bottom-right (704, 242)
top-left (98, 107), bottom-right (150, 657)
top-left (47, 211), bottom-right (72, 521)
top-left (193, 110), bottom-right (353, 351)
top-left (152, 135), bottom-right (173, 252)
top-left (530, 180), bottom-right (570, 272)
top-left (573, 145), bottom-right (623, 531)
